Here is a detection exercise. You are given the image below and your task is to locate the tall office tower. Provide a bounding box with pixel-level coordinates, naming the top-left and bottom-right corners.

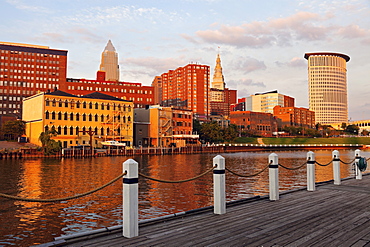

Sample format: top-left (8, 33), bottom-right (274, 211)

top-left (160, 63), bottom-right (210, 116)
top-left (304, 52), bottom-right (350, 124)
top-left (152, 76), bottom-right (162, 105)
top-left (99, 40), bottom-right (119, 82)
top-left (0, 41), bottom-right (67, 116)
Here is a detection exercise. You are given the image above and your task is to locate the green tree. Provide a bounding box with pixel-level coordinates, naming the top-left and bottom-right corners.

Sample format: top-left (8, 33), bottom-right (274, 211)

top-left (222, 124), bottom-right (239, 142)
top-left (1, 120), bottom-right (25, 140)
top-left (200, 121), bottom-right (223, 143)
top-left (39, 129), bottom-right (62, 155)
top-left (345, 124), bottom-right (360, 135)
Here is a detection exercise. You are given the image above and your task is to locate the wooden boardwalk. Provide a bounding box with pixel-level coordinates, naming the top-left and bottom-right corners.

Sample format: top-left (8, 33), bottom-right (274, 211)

top-left (41, 175), bottom-right (370, 247)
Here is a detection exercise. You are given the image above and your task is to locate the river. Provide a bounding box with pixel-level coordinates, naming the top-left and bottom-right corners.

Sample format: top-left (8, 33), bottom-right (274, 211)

top-left (0, 149), bottom-right (369, 246)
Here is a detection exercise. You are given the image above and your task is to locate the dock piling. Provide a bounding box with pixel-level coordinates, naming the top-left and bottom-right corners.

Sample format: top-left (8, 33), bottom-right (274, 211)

top-left (355, 149), bottom-right (362, 180)
top-left (307, 151), bottom-right (316, 191)
top-left (269, 153), bottom-right (279, 201)
top-left (213, 155), bottom-right (226, 214)
top-left (122, 159), bottom-right (139, 238)
top-left (332, 150), bottom-right (341, 185)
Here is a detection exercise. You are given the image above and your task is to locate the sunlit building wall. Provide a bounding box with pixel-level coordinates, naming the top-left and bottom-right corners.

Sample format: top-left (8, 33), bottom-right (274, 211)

top-left (23, 90), bottom-right (134, 148)
top-left (304, 52), bottom-right (350, 124)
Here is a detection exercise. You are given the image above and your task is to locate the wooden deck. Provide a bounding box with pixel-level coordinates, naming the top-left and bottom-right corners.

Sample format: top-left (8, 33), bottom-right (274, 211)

top-left (41, 175), bottom-right (370, 247)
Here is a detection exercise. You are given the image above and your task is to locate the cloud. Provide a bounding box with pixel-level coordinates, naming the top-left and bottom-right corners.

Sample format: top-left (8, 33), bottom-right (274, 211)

top-left (6, 0), bottom-right (51, 13)
top-left (191, 11), bottom-right (370, 48)
top-left (229, 56), bottom-right (266, 74)
top-left (122, 56), bottom-right (187, 75)
top-left (228, 78), bottom-right (266, 89)
top-left (276, 57), bottom-right (306, 68)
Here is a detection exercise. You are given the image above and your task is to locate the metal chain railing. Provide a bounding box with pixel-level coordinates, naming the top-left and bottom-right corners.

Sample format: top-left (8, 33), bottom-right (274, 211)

top-left (225, 162), bottom-right (270, 178)
top-left (0, 171), bottom-right (127, 202)
top-left (338, 157), bottom-right (356, 165)
top-left (315, 159), bottom-right (334, 167)
top-left (279, 160), bottom-right (308, 170)
top-left (138, 165), bottom-right (216, 183)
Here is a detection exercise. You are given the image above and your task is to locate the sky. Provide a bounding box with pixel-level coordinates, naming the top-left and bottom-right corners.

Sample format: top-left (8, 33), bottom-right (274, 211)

top-left (1, 0), bottom-right (370, 121)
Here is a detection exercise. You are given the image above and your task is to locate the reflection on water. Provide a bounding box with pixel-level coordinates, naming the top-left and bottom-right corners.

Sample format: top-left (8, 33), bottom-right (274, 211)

top-left (0, 149), bottom-right (368, 246)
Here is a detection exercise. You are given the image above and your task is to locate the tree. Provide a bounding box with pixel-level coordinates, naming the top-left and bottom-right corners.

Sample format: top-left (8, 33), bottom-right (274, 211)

top-left (345, 124), bottom-right (360, 135)
top-left (1, 120), bottom-right (25, 141)
top-left (200, 121), bottom-right (223, 143)
top-left (39, 129), bottom-right (62, 155)
top-left (222, 124), bottom-right (239, 142)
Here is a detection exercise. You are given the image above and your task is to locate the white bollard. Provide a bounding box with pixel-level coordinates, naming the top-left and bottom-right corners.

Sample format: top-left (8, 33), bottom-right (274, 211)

top-left (213, 155), bottom-right (226, 214)
top-left (355, 149), bottom-right (362, 180)
top-left (332, 150), bottom-right (341, 185)
top-left (307, 151), bottom-right (316, 191)
top-left (123, 159), bottom-right (139, 238)
top-left (269, 153), bottom-right (279, 201)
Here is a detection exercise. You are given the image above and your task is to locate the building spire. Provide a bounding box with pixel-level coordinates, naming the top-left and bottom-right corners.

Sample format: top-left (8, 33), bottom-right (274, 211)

top-left (212, 52), bottom-right (225, 90)
top-left (104, 40), bottom-right (116, 52)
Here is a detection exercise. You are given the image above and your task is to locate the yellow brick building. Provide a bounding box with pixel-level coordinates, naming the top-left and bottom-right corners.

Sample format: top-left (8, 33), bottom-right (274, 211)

top-left (23, 90), bottom-right (134, 148)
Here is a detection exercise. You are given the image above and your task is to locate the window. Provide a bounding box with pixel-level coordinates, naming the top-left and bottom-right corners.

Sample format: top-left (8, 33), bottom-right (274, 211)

top-left (45, 111), bottom-right (49, 119)
top-left (70, 113), bottom-right (74, 121)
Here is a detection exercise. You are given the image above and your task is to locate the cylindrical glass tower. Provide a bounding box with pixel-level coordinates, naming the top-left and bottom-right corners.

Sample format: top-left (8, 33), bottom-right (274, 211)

top-left (304, 52), bottom-right (350, 125)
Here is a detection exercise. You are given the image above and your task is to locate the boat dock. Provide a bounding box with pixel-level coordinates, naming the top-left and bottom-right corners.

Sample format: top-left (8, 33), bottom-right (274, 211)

top-left (41, 174), bottom-right (370, 247)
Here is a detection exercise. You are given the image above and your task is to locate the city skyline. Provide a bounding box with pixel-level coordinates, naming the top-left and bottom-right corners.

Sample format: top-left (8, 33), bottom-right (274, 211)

top-left (1, 0), bottom-right (369, 121)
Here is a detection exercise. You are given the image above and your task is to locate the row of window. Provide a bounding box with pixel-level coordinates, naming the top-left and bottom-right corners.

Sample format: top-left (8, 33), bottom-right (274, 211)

top-left (45, 99), bottom-right (132, 111)
top-left (45, 111), bottom-right (132, 122)
top-left (44, 125), bottom-right (129, 136)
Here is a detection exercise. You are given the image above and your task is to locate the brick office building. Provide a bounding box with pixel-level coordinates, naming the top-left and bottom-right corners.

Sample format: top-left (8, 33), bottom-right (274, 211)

top-left (0, 41), bottom-right (67, 116)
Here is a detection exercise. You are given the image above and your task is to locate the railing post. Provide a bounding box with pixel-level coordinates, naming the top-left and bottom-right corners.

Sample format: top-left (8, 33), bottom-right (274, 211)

top-left (307, 151), bottom-right (316, 191)
top-left (355, 149), bottom-right (362, 180)
top-left (332, 150), bottom-right (341, 185)
top-left (269, 153), bottom-right (279, 201)
top-left (213, 155), bottom-right (226, 214)
top-left (123, 159), bottom-right (139, 238)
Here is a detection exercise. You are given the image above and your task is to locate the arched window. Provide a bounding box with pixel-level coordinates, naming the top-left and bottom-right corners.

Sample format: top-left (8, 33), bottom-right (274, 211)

top-left (64, 100), bottom-right (68, 107)
top-left (70, 127), bottom-right (74, 135)
top-left (100, 127), bottom-right (104, 136)
top-left (82, 127), bottom-right (86, 135)
top-left (100, 114), bottom-right (104, 122)
top-left (128, 116), bottom-right (131, 122)
top-left (83, 102), bottom-right (87, 109)
top-left (107, 104), bottom-right (110, 110)
top-left (101, 103), bottom-right (104, 110)
top-left (128, 105), bottom-right (131, 112)
top-left (75, 127), bottom-right (79, 135)
top-left (95, 103), bottom-right (99, 109)
top-left (123, 105), bottom-right (126, 112)
top-left (89, 102), bottom-right (92, 109)
top-left (44, 126), bottom-right (49, 132)
top-left (88, 114), bottom-right (92, 121)
top-left (63, 126), bottom-right (68, 135)
top-left (58, 100), bottom-right (63, 107)
top-left (76, 113), bottom-right (80, 121)
top-left (57, 126), bottom-right (62, 134)
top-left (64, 112), bottom-right (68, 120)
top-left (123, 116), bottom-right (126, 123)
top-left (94, 114), bottom-right (98, 122)
top-left (107, 127), bottom-right (110, 135)
top-left (45, 111), bottom-right (50, 119)
top-left (45, 99), bottom-right (50, 106)
top-left (76, 101), bottom-right (80, 108)
top-left (58, 112), bottom-right (62, 120)
top-left (51, 112), bottom-right (56, 120)
top-left (117, 104), bottom-right (121, 111)
top-left (94, 127), bottom-right (98, 135)
top-left (70, 113), bottom-right (74, 121)
top-left (82, 114), bottom-right (86, 121)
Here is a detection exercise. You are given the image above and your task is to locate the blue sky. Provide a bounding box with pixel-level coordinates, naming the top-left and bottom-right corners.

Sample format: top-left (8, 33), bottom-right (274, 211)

top-left (1, 0), bottom-right (370, 121)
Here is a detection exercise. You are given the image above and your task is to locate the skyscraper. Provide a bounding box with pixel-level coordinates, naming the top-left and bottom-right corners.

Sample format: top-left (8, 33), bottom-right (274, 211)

top-left (304, 52), bottom-right (350, 124)
top-left (99, 40), bottom-right (119, 82)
